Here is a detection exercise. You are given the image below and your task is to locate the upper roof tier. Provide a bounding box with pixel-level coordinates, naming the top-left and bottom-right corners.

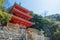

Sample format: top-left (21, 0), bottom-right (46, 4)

top-left (12, 3), bottom-right (30, 15)
top-left (11, 7), bottom-right (32, 20)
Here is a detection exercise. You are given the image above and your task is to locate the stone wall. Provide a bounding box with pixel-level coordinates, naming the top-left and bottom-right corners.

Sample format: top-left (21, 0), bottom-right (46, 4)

top-left (0, 23), bottom-right (50, 40)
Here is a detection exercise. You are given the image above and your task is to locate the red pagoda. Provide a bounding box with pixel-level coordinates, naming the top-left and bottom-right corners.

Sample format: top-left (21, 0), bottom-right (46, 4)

top-left (10, 3), bottom-right (34, 28)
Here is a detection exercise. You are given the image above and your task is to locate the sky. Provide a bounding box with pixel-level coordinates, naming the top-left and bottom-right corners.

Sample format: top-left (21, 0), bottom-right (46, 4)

top-left (4, 0), bottom-right (60, 16)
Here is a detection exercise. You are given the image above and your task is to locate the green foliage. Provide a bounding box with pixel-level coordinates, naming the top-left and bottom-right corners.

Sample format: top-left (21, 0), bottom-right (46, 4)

top-left (30, 12), bottom-right (42, 30)
top-left (0, 0), bottom-right (7, 12)
top-left (0, 0), bottom-right (4, 5)
top-left (55, 21), bottom-right (60, 25)
top-left (52, 30), bottom-right (60, 40)
top-left (30, 11), bottom-right (52, 31)
top-left (0, 6), bottom-right (7, 12)
top-left (45, 14), bottom-right (60, 21)
top-left (0, 11), bottom-right (11, 25)
top-left (30, 11), bottom-right (60, 39)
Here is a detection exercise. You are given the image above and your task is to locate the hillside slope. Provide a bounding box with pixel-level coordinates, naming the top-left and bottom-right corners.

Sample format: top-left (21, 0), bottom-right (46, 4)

top-left (45, 14), bottom-right (60, 21)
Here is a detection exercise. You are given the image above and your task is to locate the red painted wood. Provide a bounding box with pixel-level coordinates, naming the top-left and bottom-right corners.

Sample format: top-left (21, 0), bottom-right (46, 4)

top-left (13, 3), bottom-right (30, 15)
top-left (11, 7), bottom-right (32, 20)
top-left (10, 15), bottom-right (34, 28)
top-left (10, 3), bottom-right (34, 28)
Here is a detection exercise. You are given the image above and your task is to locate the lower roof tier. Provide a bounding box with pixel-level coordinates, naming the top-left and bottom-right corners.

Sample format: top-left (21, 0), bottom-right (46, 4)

top-left (10, 15), bottom-right (34, 28)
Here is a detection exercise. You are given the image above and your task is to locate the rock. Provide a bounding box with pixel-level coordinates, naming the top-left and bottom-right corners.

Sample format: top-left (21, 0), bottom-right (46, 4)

top-left (26, 28), bottom-right (44, 40)
top-left (0, 23), bottom-right (45, 40)
top-left (2, 23), bottom-right (21, 39)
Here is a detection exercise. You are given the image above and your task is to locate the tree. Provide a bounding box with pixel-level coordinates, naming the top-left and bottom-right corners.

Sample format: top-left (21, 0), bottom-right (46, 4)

top-left (30, 11), bottom-right (51, 31)
top-left (52, 30), bottom-right (60, 40)
top-left (30, 11), bottom-right (59, 39)
top-left (0, 0), bottom-right (4, 5)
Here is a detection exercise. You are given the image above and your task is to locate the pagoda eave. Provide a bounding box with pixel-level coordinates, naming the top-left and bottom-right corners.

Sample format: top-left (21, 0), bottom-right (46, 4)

top-left (13, 3), bottom-right (30, 15)
top-left (11, 7), bottom-right (32, 20)
top-left (10, 15), bottom-right (34, 28)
